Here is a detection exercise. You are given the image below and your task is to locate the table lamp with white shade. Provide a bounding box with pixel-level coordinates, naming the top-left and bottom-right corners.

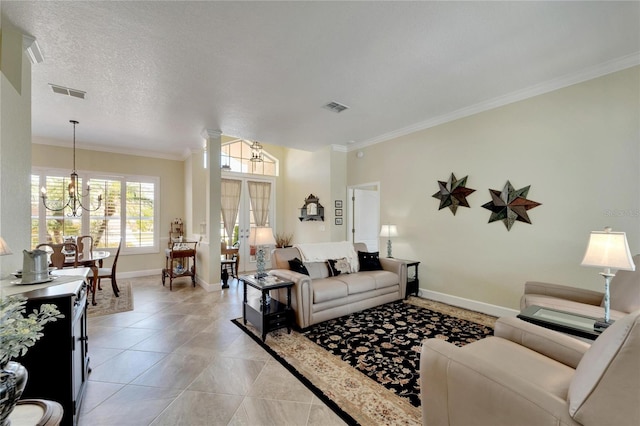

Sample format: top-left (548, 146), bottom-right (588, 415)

top-left (380, 224), bottom-right (398, 258)
top-left (581, 227), bottom-right (635, 329)
top-left (250, 226), bottom-right (276, 279)
top-left (0, 236), bottom-right (12, 283)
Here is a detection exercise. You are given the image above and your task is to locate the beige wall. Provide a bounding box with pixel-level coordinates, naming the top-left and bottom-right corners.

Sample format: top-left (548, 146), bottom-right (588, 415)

top-left (0, 21), bottom-right (32, 278)
top-left (283, 146), bottom-right (335, 243)
top-left (32, 142), bottom-right (185, 274)
top-left (347, 66), bottom-right (640, 310)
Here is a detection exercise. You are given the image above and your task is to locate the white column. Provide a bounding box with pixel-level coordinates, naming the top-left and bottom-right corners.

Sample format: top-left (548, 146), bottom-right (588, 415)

top-left (201, 129), bottom-right (222, 288)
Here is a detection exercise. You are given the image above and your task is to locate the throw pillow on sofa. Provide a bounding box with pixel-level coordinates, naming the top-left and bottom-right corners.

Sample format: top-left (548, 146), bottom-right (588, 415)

top-left (358, 251), bottom-right (383, 271)
top-left (328, 257), bottom-right (351, 276)
top-left (288, 257), bottom-right (309, 275)
top-left (303, 261), bottom-right (330, 279)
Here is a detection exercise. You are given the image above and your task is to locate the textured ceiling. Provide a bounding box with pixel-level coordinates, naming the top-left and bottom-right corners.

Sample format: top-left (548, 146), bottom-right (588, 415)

top-left (3, 1), bottom-right (639, 159)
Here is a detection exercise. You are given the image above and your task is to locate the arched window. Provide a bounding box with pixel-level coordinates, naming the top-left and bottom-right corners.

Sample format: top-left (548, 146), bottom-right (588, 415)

top-left (221, 139), bottom-right (278, 176)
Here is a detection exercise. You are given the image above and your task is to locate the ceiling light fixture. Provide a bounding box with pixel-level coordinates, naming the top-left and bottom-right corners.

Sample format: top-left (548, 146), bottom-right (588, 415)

top-left (41, 120), bottom-right (103, 217)
top-left (250, 141), bottom-right (264, 162)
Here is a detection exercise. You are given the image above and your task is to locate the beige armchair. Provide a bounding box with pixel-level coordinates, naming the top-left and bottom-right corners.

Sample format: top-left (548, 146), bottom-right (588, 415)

top-left (520, 254), bottom-right (640, 321)
top-left (420, 310), bottom-right (640, 426)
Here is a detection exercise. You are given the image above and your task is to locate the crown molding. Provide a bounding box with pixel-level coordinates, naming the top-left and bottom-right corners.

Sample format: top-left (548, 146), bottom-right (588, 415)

top-left (348, 53), bottom-right (640, 151)
top-left (32, 136), bottom-right (185, 161)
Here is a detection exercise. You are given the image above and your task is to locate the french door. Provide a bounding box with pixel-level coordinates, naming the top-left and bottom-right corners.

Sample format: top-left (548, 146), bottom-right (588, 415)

top-left (220, 174), bottom-right (275, 273)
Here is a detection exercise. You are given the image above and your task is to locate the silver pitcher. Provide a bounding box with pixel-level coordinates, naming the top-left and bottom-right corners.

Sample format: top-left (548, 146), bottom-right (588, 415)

top-left (22, 249), bottom-right (49, 283)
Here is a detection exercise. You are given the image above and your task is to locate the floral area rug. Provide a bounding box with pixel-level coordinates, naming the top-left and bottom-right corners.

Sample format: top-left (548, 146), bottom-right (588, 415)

top-left (87, 280), bottom-right (133, 317)
top-left (232, 297), bottom-right (496, 425)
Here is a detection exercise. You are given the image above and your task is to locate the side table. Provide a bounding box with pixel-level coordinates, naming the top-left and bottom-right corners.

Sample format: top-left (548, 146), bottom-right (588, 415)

top-left (517, 305), bottom-right (602, 340)
top-left (241, 274), bottom-right (294, 341)
top-left (397, 260), bottom-right (420, 299)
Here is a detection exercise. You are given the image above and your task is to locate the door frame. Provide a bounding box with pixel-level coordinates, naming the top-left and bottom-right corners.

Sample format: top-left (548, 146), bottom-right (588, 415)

top-left (221, 171), bottom-right (276, 273)
top-left (347, 182), bottom-right (380, 252)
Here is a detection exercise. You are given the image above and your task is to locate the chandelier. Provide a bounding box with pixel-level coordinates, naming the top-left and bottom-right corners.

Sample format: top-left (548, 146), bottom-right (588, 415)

top-left (41, 120), bottom-right (102, 217)
top-left (250, 141), bottom-right (264, 162)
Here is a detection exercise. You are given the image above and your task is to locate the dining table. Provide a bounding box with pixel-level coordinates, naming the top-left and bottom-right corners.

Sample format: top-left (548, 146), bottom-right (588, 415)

top-left (63, 250), bottom-right (111, 305)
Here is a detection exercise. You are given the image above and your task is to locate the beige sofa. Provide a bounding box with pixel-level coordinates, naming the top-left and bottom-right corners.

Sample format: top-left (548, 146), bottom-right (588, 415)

top-left (269, 242), bottom-right (407, 329)
top-left (520, 254), bottom-right (640, 321)
top-left (420, 310), bottom-right (640, 426)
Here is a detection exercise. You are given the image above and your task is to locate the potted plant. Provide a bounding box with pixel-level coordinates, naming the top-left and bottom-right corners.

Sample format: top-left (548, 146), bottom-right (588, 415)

top-left (275, 232), bottom-right (294, 248)
top-left (0, 294), bottom-right (63, 425)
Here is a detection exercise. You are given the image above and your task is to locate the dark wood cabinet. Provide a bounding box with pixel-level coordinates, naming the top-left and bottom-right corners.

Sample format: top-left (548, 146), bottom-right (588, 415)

top-left (13, 275), bottom-right (90, 426)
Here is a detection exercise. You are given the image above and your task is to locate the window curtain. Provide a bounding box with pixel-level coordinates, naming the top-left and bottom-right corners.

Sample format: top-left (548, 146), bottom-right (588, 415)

top-left (248, 181), bottom-right (271, 227)
top-left (221, 179), bottom-right (242, 246)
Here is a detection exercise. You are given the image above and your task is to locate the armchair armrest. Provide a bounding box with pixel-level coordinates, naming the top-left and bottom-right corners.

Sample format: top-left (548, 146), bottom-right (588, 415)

top-left (421, 339), bottom-right (579, 426)
top-left (495, 317), bottom-right (590, 368)
top-left (524, 281), bottom-right (603, 305)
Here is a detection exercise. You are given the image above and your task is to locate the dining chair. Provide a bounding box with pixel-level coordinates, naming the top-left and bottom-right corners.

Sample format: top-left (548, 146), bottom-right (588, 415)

top-left (36, 242), bottom-right (78, 269)
top-left (76, 235), bottom-right (94, 254)
top-left (91, 239), bottom-right (122, 298)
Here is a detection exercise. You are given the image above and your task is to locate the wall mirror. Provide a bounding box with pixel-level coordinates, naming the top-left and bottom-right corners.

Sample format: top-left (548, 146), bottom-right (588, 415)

top-left (299, 194), bottom-right (324, 221)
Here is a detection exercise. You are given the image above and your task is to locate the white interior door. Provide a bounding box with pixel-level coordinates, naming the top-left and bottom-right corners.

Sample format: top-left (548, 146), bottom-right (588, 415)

top-left (348, 184), bottom-right (380, 252)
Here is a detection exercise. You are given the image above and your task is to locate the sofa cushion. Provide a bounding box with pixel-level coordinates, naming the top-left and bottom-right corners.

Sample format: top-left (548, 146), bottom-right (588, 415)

top-left (304, 261), bottom-right (330, 279)
top-left (313, 278), bottom-right (348, 303)
top-left (361, 270), bottom-right (399, 289)
top-left (335, 273), bottom-right (376, 295)
top-left (358, 251), bottom-right (383, 271)
top-left (288, 257), bottom-right (309, 275)
top-left (328, 257), bottom-right (351, 276)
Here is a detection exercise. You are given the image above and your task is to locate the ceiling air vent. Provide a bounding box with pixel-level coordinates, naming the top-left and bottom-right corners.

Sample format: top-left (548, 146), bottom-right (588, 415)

top-left (323, 101), bottom-right (349, 113)
top-left (49, 84), bottom-right (86, 100)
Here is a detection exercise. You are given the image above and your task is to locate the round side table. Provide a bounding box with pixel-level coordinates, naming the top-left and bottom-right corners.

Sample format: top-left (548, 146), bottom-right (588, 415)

top-left (8, 399), bottom-right (63, 426)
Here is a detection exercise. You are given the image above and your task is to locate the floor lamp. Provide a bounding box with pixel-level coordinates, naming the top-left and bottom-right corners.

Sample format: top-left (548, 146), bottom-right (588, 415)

top-left (581, 227), bottom-right (635, 329)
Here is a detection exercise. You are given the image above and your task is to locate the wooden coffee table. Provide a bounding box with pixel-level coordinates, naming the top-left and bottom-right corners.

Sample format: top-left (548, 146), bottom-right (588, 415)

top-left (518, 305), bottom-right (604, 340)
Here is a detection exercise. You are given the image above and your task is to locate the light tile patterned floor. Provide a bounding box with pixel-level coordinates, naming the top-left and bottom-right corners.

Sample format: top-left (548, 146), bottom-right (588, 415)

top-left (79, 275), bottom-right (346, 426)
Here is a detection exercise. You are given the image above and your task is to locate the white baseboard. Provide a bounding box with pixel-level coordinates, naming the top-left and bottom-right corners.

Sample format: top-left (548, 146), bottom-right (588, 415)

top-left (117, 269), bottom-right (162, 279)
top-left (118, 269), bottom-right (222, 292)
top-left (418, 288), bottom-right (519, 318)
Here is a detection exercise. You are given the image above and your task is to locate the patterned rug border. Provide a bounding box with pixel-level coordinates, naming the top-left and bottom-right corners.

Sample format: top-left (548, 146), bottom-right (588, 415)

top-left (232, 298), bottom-right (497, 425)
top-left (404, 296), bottom-right (497, 328)
top-left (87, 280), bottom-right (134, 317)
top-left (231, 318), bottom-right (361, 425)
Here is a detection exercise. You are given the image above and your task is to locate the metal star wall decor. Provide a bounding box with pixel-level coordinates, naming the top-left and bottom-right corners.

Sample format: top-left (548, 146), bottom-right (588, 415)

top-left (432, 173), bottom-right (476, 215)
top-left (481, 181), bottom-right (541, 231)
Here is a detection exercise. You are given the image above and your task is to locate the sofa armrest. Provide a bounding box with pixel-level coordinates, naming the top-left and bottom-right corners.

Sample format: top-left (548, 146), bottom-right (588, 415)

top-left (379, 257), bottom-right (407, 297)
top-left (495, 317), bottom-right (590, 369)
top-left (524, 281), bottom-right (603, 305)
top-left (421, 339), bottom-right (579, 426)
top-left (268, 269), bottom-right (313, 328)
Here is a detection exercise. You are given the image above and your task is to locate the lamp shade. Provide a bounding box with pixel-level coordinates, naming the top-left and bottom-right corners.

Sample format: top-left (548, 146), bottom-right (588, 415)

top-left (0, 237), bottom-right (12, 256)
top-left (581, 228), bottom-right (635, 271)
top-left (251, 226), bottom-right (276, 246)
top-left (380, 225), bottom-right (398, 238)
